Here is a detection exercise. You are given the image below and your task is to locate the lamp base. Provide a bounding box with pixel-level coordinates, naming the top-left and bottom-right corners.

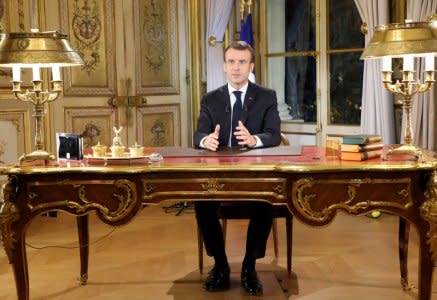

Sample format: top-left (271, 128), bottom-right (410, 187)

top-left (19, 150), bottom-right (56, 165)
top-left (382, 144), bottom-right (425, 162)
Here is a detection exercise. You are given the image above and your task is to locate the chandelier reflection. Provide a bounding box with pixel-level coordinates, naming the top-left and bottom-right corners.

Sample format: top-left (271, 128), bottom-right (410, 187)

top-left (0, 30), bottom-right (83, 163)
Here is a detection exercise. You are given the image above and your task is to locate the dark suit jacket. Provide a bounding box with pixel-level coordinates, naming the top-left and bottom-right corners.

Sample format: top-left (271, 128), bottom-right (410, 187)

top-left (193, 82), bottom-right (281, 148)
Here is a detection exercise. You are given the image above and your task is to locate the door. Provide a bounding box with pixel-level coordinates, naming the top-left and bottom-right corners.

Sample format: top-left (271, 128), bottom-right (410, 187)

top-left (46, 0), bottom-right (189, 154)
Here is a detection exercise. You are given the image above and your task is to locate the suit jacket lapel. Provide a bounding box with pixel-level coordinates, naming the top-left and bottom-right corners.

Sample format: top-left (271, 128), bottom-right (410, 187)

top-left (220, 85), bottom-right (232, 142)
top-left (241, 82), bottom-right (256, 124)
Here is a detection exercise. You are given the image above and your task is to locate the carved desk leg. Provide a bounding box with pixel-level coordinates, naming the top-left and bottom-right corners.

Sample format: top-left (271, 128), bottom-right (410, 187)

top-left (286, 214), bottom-right (293, 277)
top-left (416, 227), bottom-right (434, 300)
top-left (77, 215), bottom-right (89, 285)
top-left (0, 177), bottom-right (30, 300)
top-left (419, 171), bottom-right (437, 300)
top-left (9, 226), bottom-right (29, 300)
top-left (398, 217), bottom-right (411, 290)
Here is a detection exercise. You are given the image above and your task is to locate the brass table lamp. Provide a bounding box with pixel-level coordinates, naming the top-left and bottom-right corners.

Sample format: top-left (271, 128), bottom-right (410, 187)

top-left (0, 30), bottom-right (83, 163)
top-left (361, 18), bottom-right (437, 161)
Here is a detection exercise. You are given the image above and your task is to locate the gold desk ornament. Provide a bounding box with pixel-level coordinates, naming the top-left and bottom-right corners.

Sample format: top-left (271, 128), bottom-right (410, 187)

top-left (129, 142), bottom-right (144, 157)
top-left (91, 142), bottom-right (107, 157)
top-left (110, 126), bottom-right (125, 158)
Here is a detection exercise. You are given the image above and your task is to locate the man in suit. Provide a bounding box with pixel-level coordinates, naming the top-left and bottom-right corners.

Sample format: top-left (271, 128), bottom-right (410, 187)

top-left (193, 41), bottom-right (281, 295)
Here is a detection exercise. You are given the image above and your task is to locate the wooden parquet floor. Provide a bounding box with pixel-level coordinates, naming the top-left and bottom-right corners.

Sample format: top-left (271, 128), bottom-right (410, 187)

top-left (0, 204), bottom-right (436, 299)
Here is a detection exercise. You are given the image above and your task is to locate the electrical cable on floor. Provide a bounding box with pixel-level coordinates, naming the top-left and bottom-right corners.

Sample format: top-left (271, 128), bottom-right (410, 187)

top-left (25, 227), bottom-right (117, 250)
top-left (162, 201), bottom-right (194, 216)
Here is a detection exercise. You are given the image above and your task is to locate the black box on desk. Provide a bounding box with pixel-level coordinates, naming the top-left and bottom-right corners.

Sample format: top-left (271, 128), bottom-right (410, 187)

top-left (56, 133), bottom-right (83, 160)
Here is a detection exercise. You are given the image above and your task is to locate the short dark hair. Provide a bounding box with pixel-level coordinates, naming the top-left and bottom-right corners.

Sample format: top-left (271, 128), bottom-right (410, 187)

top-left (223, 41), bottom-right (255, 63)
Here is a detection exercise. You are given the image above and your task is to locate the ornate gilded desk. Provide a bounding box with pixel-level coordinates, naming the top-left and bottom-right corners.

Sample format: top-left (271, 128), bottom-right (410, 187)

top-left (1, 146), bottom-right (437, 300)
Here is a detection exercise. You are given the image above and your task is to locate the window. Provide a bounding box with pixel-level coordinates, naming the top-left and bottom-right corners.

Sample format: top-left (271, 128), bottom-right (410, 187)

top-left (284, 0), bottom-right (317, 122)
top-left (328, 0), bottom-right (364, 125)
top-left (264, 0), bottom-right (364, 142)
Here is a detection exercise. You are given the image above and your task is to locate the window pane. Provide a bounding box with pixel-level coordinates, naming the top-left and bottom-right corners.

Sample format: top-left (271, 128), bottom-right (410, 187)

top-left (329, 0), bottom-right (364, 49)
top-left (285, 0), bottom-right (316, 52)
top-left (285, 56), bottom-right (317, 122)
top-left (267, 0), bottom-right (286, 53)
top-left (267, 0), bottom-right (316, 53)
top-left (329, 52), bottom-right (363, 125)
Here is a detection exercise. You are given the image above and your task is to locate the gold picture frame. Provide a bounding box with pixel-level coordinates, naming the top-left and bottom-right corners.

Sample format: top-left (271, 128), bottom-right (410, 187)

top-left (60, 0), bottom-right (116, 95)
top-left (133, 0), bottom-right (179, 95)
top-left (136, 104), bottom-right (180, 147)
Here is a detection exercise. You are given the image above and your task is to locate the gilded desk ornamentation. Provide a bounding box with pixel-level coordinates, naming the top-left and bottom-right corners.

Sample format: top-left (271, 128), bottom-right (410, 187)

top-left (26, 179), bottom-right (138, 225)
top-left (420, 171), bottom-right (437, 261)
top-left (0, 177), bottom-right (20, 262)
top-left (143, 183), bottom-right (154, 194)
top-left (142, 178), bottom-right (286, 203)
top-left (201, 178), bottom-right (225, 192)
top-left (1, 146), bottom-right (436, 300)
top-left (292, 177), bottom-right (412, 224)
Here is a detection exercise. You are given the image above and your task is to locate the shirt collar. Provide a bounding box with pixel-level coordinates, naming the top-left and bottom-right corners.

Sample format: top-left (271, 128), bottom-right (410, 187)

top-left (227, 82), bottom-right (249, 96)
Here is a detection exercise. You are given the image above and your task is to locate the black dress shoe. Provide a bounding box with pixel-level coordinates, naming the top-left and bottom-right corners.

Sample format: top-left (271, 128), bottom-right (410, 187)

top-left (241, 268), bottom-right (262, 295)
top-left (203, 265), bottom-right (230, 291)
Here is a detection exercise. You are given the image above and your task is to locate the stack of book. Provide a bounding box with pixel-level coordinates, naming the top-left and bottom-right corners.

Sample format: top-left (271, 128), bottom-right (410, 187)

top-left (340, 134), bottom-right (383, 161)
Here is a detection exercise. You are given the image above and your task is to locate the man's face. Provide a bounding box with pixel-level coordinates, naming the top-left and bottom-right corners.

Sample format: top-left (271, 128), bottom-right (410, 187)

top-left (223, 48), bottom-right (254, 89)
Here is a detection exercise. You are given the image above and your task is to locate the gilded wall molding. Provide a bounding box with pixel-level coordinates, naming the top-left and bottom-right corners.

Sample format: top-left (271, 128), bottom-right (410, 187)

top-left (136, 104), bottom-right (181, 147)
top-left (64, 106), bottom-right (117, 148)
top-left (61, 0), bottom-right (116, 95)
top-left (133, 0), bottom-right (179, 95)
top-left (0, 0), bottom-right (10, 32)
top-left (0, 110), bottom-right (31, 161)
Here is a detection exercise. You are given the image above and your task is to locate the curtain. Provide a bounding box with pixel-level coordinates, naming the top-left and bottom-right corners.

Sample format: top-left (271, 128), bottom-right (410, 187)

top-left (206, 0), bottom-right (233, 92)
top-left (354, 0), bottom-right (395, 144)
top-left (407, 0), bottom-right (437, 150)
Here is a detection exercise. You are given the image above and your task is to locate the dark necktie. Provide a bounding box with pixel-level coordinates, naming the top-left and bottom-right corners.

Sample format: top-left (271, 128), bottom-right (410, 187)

top-left (231, 91), bottom-right (242, 146)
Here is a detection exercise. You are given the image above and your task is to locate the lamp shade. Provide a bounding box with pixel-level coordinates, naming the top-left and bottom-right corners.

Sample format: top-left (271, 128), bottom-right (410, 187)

top-left (361, 21), bottom-right (437, 59)
top-left (0, 31), bottom-right (83, 67)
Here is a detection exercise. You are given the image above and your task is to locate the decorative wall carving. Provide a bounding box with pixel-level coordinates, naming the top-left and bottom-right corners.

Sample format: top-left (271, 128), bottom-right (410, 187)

top-left (134, 0), bottom-right (179, 95)
top-left (136, 104), bottom-right (180, 147)
top-left (65, 107), bottom-right (117, 148)
top-left (61, 0), bottom-right (116, 95)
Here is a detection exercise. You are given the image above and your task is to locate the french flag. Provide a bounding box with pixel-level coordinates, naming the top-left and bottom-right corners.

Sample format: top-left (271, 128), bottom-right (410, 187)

top-left (240, 12), bottom-right (255, 82)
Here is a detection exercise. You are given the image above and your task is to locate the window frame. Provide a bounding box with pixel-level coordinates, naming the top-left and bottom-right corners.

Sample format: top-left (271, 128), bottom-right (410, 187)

top-left (259, 0), bottom-right (363, 146)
